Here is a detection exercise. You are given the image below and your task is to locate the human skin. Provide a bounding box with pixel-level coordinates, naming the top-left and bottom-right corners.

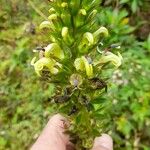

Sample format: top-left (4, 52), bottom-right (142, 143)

top-left (31, 114), bottom-right (113, 150)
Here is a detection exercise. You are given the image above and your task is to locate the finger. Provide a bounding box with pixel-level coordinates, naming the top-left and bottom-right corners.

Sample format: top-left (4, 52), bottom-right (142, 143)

top-left (31, 114), bottom-right (71, 150)
top-left (92, 134), bottom-right (113, 150)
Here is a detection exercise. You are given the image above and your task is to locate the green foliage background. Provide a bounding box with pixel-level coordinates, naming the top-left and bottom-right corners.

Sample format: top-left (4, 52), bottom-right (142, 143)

top-left (0, 0), bottom-right (150, 149)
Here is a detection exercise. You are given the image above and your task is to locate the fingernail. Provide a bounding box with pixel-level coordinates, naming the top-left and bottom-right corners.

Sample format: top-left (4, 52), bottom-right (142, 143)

top-left (48, 114), bottom-right (69, 129)
top-left (92, 134), bottom-right (113, 150)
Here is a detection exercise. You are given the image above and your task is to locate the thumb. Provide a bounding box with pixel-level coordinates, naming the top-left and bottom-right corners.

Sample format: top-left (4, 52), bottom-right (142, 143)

top-left (92, 134), bottom-right (113, 150)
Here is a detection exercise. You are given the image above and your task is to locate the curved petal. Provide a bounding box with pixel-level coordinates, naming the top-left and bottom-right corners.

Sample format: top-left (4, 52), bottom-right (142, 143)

top-left (74, 56), bottom-right (93, 78)
top-left (82, 56), bottom-right (93, 78)
top-left (98, 52), bottom-right (123, 68)
top-left (83, 32), bottom-right (94, 46)
top-left (32, 57), bottom-right (62, 76)
top-left (45, 43), bottom-right (64, 60)
top-left (93, 27), bottom-right (108, 43)
top-left (74, 58), bottom-right (84, 71)
top-left (48, 14), bottom-right (58, 21)
top-left (79, 9), bottom-right (87, 16)
top-left (39, 21), bottom-right (52, 30)
top-left (31, 57), bottom-right (37, 66)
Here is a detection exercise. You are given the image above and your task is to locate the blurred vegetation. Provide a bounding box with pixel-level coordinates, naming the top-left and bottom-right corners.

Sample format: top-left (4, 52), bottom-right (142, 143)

top-left (0, 0), bottom-right (150, 150)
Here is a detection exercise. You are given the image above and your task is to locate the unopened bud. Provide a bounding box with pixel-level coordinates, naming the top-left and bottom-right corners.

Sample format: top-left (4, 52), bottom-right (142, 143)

top-left (39, 21), bottom-right (52, 29)
top-left (61, 27), bottom-right (68, 38)
top-left (61, 2), bottom-right (68, 8)
top-left (79, 9), bottom-right (87, 16)
top-left (83, 32), bottom-right (94, 46)
top-left (48, 14), bottom-right (58, 21)
top-left (48, 8), bottom-right (55, 14)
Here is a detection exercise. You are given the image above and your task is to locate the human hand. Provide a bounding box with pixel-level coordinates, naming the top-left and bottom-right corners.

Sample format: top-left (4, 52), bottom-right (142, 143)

top-left (31, 114), bottom-right (113, 150)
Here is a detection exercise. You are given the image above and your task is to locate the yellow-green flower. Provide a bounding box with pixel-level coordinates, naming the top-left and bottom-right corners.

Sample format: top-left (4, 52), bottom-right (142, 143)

top-left (93, 27), bottom-right (108, 43)
top-left (61, 27), bottom-right (69, 38)
top-left (69, 74), bottom-right (83, 87)
top-left (78, 32), bottom-right (94, 53)
top-left (48, 14), bottom-right (58, 21)
top-left (39, 21), bottom-right (54, 30)
top-left (48, 8), bottom-right (55, 14)
top-left (31, 57), bottom-right (62, 76)
top-left (79, 9), bottom-right (87, 16)
top-left (61, 2), bottom-right (68, 8)
top-left (95, 52), bottom-right (123, 68)
top-left (74, 56), bottom-right (93, 78)
top-left (45, 43), bottom-right (64, 60)
top-left (83, 32), bottom-right (94, 46)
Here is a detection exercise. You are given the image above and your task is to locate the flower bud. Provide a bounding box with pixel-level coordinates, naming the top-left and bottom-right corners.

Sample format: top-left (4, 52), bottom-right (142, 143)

top-left (74, 9), bottom-right (87, 27)
top-left (45, 43), bottom-right (64, 60)
top-left (79, 9), bottom-right (87, 16)
top-left (61, 14), bottom-right (71, 26)
top-left (61, 27), bottom-right (68, 38)
top-left (61, 2), bottom-right (68, 8)
top-left (88, 9), bottom-right (97, 20)
top-left (48, 8), bottom-right (55, 14)
top-left (48, 14), bottom-right (58, 21)
top-left (93, 27), bottom-right (109, 43)
top-left (39, 21), bottom-right (54, 30)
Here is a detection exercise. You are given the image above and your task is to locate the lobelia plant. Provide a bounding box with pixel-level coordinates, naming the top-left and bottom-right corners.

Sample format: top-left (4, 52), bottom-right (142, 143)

top-left (31, 0), bottom-right (123, 149)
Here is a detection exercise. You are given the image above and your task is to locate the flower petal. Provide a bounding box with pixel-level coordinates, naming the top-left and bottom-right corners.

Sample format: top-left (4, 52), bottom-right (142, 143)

top-left (74, 56), bottom-right (94, 78)
top-left (83, 32), bottom-right (94, 46)
top-left (82, 56), bottom-right (93, 78)
top-left (45, 43), bottom-right (64, 60)
top-left (31, 57), bottom-right (37, 66)
top-left (32, 57), bottom-right (61, 76)
top-left (39, 21), bottom-right (52, 30)
top-left (74, 58), bottom-right (84, 71)
top-left (98, 52), bottom-right (123, 68)
top-left (93, 27), bottom-right (108, 43)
